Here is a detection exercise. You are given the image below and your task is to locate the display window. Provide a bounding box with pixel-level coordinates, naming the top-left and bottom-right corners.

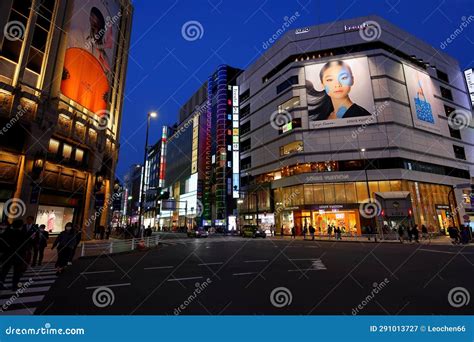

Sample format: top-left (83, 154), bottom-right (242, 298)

top-left (35, 205), bottom-right (75, 233)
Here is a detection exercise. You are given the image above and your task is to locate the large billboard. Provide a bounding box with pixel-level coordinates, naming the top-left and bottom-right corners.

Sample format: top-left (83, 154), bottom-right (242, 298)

top-left (305, 57), bottom-right (375, 129)
top-left (403, 64), bottom-right (440, 134)
top-left (61, 0), bottom-right (121, 114)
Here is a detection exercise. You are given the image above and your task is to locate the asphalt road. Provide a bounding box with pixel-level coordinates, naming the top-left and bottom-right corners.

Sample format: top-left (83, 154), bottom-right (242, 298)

top-left (36, 235), bottom-right (474, 315)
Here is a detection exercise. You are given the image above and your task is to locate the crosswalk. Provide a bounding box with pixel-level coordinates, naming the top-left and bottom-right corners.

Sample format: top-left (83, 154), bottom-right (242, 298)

top-left (0, 263), bottom-right (57, 315)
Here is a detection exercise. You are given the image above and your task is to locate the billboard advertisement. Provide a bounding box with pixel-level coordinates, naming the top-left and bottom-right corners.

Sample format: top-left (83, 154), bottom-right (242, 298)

top-left (305, 57), bottom-right (375, 129)
top-left (61, 0), bottom-right (121, 114)
top-left (403, 64), bottom-right (440, 134)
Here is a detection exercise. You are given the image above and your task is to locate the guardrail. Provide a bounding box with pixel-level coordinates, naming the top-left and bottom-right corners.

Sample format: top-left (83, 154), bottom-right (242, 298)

top-left (79, 235), bottom-right (160, 257)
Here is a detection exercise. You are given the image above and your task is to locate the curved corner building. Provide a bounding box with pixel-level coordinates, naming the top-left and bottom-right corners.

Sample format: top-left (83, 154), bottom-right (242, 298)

top-left (237, 15), bottom-right (473, 236)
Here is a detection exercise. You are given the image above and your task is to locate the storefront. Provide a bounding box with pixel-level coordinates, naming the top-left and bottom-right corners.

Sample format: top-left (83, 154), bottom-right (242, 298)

top-left (35, 205), bottom-right (75, 233)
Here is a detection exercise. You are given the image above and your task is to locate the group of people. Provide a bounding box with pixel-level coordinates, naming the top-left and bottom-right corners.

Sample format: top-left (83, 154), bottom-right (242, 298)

top-left (0, 216), bottom-right (81, 291)
top-left (93, 225), bottom-right (112, 240)
top-left (447, 225), bottom-right (471, 245)
top-left (396, 224), bottom-right (430, 243)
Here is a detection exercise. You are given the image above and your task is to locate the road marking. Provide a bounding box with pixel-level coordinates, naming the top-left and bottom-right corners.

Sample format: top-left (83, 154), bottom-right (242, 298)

top-left (418, 248), bottom-right (473, 255)
top-left (1, 286), bottom-right (51, 296)
top-left (86, 283), bottom-right (131, 290)
top-left (244, 260), bottom-right (268, 263)
top-left (198, 262), bottom-right (223, 266)
top-left (167, 276), bottom-right (203, 282)
top-left (81, 270), bottom-right (116, 275)
top-left (0, 308), bottom-right (36, 315)
top-left (144, 266), bottom-right (174, 270)
top-left (233, 272), bottom-right (257, 276)
top-left (289, 258), bottom-right (319, 261)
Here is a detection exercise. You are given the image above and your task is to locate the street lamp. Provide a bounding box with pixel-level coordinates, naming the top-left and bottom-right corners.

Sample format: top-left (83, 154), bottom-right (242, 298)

top-left (138, 111), bottom-right (157, 236)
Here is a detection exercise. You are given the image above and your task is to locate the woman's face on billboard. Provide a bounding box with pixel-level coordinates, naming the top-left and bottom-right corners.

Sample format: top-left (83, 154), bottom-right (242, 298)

top-left (321, 64), bottom-right (353, 100)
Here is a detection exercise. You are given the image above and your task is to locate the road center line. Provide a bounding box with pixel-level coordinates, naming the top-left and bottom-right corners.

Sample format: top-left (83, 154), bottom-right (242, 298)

top-left (86, 283), bottom-right (131, 289)
top-left (244, 260), bottom-right (268, 263)
top-left (81, 270), bottom-right (116, 275)
top-left (167, 276), bottom-right (203, 282)
top-left (144, 266), bottom-right (174, 270)
top-left (418, 248), bottom-right (469, 255)
top-left (198, 262), bottom-right (223, 266)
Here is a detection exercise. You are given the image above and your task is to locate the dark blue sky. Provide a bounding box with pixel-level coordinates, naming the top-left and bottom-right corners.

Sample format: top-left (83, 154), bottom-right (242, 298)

top-left (118, 0), bottom-right (473, 178)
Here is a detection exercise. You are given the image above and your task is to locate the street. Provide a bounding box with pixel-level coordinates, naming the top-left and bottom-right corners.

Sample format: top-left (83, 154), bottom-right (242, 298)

top-left (35, 235), bottom-right (474, 315)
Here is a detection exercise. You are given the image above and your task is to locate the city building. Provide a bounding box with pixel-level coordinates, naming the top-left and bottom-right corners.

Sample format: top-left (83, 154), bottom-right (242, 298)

top-left (0, 0), bottom-right (133, 236)
top-left (464, 68), bottom-right (474, 107)
top-left (237, 15), bottom-right (473, 235)
top-left (122, 164), bottom-right (142, 225)
top-left (160, 65), bottom-right (242, 231)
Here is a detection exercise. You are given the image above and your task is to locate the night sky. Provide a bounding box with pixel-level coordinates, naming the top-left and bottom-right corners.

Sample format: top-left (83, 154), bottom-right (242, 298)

top-left (118, 0), bottom-right (474, 179)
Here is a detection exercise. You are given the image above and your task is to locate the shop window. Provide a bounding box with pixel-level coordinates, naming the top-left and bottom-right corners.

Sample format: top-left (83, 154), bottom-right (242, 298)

top-left (75, 148), bottom-right (84, 163)
top-left (453, 145), bottom-right (466, 160)
top-left (35, 205), bottom-right (74, 233)
top-left (62, 143), bottom-right (72, 159)
top-left (48, 138), bottom-right (60, 154)
top-left (344, 183), bottom-right (357, 203)
top-left (313, 184), bottom-right (324, 203)
top-left (278, 97), bottom-right (300, 113)
top-left (304, 185), bottom-right (313, 204)
top-left (323, 183), bottom-right (335, 204)
top-left (440, 86), bottom-right (453, 101)
top-left (280, 141), bottom-right (303, 156)
top-left (334, 183), bottom-right (346, 203)
top-left (356, 182), bottom-right (369, 202)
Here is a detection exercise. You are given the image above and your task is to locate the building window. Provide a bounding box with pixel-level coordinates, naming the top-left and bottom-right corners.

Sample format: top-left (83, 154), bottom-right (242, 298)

top-left (453, 145), bottom-right (466, 160)
top-left (436, 69), bottom-right (449, 83)
top-left (240, 89), bottom-right (250, 102)
top-left (48, 139), bottom-right (60, 154)
top-left (0, 0), bottom-right (31, 63)
top-left (75, 148), bottom-right (84, 162)
top-left (443, 105), bottom-right (455, 117)
top-left (241, 138), bottom-right (251, 152)
top-left (448, 126), bottom-right (462, 139)
top-left (240, 104), bottom-right (250, 119)
top-left (280, 141), bottom-right (303, 156)
top-left (62, 143), bottom-right (72, 159)
top-left (241, 156), bottom-right (251, 170)
top-left (241, 121), bottom-right (251, 135)
top-left (440, 86), bottom-right (453, 101)
top-left (278, 96), bottom-right (300, 112)
top-left (276, 75), bottom-right (299, 94)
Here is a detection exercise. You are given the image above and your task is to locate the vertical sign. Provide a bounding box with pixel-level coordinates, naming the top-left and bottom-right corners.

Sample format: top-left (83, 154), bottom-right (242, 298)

top-left (159, 126), bottom-right (167, 188)
top-left (232, 86), bottom-right (240, 198)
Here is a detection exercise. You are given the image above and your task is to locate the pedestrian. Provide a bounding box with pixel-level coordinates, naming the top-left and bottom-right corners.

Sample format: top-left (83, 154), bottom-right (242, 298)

top-left (407, 224), bottom-right (413, 242)
top-left (23, 215), bottom-right (38, 266)
top-left (327, 225), bottom-right (333, 238)
top-left (99, 225), bottom-right (105, 240)
top-left (412, 224), bottom-right (419, 243)
top-left (94, 225), bottom-right (100, 239)
top-left (32, 224), bottom-right (49, 266)
top-left (106, 225), bottom-right (112, 239)
top-left (0, 219), bottom-right (29, 290)
top-left (397, 225), bottom-right (404, 243)
top-left (68, 224), bottom-right (82, 265)
top-left (460, 226), bottom-right (470, 244)
top-left (421, 224), bottom-right (429, 243)
top-left (303, 225), bottom-right (307, 240)
top-left (291, 226), bottom-right (296, 239)
top-left (309, 225), bottom-right (315, 240)
top-left (51, 222), bottom-right (76, 274)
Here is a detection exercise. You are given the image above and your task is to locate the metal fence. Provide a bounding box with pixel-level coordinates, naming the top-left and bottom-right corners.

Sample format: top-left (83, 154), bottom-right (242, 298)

top-left (79, 235), bottom-right (160, 257)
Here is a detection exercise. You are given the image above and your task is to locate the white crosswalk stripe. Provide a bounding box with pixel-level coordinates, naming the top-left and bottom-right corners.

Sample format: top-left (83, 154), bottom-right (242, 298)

top-left (0, 263), bottom-right (57, 315)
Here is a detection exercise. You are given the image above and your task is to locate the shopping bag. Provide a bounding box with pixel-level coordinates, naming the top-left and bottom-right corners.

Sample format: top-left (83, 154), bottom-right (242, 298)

top-left (414, 94), bottom-right (434, 123)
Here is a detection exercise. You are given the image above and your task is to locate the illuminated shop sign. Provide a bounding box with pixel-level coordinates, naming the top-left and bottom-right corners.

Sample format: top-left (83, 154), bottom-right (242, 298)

top-left (232, 86), bottom-right (240, 198)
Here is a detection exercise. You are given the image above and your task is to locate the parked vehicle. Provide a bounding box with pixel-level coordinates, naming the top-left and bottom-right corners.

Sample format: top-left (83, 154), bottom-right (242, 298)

top-left (241, 225), bottom-right (266, 238)
top-left (187, 228), bottom-right (209, 238)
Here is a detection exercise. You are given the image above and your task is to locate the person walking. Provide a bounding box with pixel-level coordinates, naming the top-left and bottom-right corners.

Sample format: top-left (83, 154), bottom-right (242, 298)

top-left (412, 225), bottom-right (419, 243)
top-left (0, 219), bottom-right (29, 290)
top-left (407, 224), bottom-right (413, 242)
top-left (309, 225), bottom-right (315, 241)
top-left (68, 224), bottom-right (82, 265)
top-left (397, 225), bottom-right (404, 243)
top-left (291, 226), bottom-right (296, 239)
top-left (23, 216), bottom-right (38, 266)
top-left (32, 224), bottom-right (49, 266)
top-left (51, 222), bottom-right (76, 274)
top-left (421, 224), bottom-right (429, 243)
top-left (327, 225), bottom-right (333, 238)
top-left (302, 225), bottom-right (307, 240)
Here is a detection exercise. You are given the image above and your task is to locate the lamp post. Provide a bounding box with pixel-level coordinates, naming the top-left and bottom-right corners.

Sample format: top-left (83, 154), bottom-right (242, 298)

top-left (138, 111), bottom-right (157, 236)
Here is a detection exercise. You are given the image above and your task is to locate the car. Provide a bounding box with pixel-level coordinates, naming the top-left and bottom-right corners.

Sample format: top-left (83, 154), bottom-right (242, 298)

top-left (241, 225), bottom-right (266, 238)
top-left (187, 228), bottom-right (209, 238)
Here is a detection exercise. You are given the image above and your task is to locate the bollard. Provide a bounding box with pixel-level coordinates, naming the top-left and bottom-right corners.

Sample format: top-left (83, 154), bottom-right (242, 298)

top-left (109, 242), bottom-right (113, 254)
top-left (81, 243), bottom-right (85, 257)
top-left (131, 238), bottom-right (135, 250)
